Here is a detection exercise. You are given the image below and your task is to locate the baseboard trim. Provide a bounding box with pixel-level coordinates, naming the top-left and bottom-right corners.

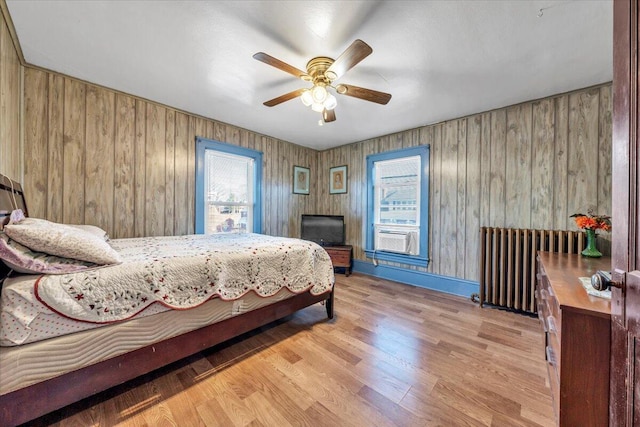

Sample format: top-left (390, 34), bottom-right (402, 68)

top-left (351, 260), bottom-right (479, 298)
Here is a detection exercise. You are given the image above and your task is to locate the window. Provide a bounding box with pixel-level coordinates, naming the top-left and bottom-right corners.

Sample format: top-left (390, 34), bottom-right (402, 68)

top-left (365, 146), bottom-right (429, 266)
top-left (195, 137), bottom-right (262, 234)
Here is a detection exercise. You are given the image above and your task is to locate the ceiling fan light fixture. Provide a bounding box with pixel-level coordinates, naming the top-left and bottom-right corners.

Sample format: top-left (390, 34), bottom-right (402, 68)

top-left (301, 89), bottom-right (313, 106)
top-left (311, 102), bottom-right (325, 112)
top-left (324, 94), bottom-right (337, 110)
top-left (254, 40), bottom-right (391, 123)
top-left (311, 85), bottom-right (328, 103)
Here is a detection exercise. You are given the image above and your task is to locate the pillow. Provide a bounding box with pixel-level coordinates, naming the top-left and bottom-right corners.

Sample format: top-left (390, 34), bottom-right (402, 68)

top-left (4, 218), bottom-right (122, 265)
top-left (0, 232), bottom-right (97, 274)
top-left (68, 224), bottom-right (109, 241)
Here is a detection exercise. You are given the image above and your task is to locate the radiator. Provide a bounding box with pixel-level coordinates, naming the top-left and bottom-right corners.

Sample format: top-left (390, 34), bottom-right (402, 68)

top-left (479, 227), bottom-right (585, 313)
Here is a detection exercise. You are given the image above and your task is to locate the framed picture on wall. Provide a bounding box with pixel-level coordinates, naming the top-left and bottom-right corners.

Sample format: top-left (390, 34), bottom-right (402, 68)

top-left (293, 165), bottom-right (310, 195)
top-left (329, 165), bottom-right (347, 194)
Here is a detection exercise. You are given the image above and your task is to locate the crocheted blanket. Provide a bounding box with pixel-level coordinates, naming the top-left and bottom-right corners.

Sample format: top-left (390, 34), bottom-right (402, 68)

top-left (35, 233), bottom-right (334, 323)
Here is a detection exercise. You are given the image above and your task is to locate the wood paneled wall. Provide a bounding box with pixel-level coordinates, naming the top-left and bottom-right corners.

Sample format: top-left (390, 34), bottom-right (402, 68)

top-left (317, 84), bottom-right (612, 282)
top-left (0, 7), bottom-right (21, 182)
top-left (11, 27), bottom-right (611, 285)
top-left (22, 68), bottom-right (317, 239)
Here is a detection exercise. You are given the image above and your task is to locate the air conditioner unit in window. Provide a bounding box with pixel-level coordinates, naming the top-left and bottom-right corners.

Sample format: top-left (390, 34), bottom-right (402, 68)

top-left (375, 229), bottom-right (415, 254)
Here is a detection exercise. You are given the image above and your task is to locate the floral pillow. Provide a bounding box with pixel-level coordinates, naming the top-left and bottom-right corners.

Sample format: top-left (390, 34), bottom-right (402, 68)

top-left (3, 218), bottom-right (122, 265)
top-left (0, 232), bottom-right (97, 274)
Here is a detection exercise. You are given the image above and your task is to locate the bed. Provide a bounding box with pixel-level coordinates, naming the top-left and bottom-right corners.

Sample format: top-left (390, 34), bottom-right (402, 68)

top-left (0, 177), bottom-right (335, 426)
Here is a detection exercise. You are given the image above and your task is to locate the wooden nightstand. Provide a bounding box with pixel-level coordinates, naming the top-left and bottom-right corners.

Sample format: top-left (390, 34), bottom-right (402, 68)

top-left (324, 245), bottom-right (352, 276)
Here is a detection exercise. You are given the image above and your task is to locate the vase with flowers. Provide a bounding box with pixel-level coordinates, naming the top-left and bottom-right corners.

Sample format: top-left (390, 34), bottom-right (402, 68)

top-left (570, 211), bottom-right (612, 258)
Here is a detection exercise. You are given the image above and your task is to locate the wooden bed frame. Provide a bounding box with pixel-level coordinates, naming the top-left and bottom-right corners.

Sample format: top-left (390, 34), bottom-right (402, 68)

top-left (0, 177), bottom-right (334, 426)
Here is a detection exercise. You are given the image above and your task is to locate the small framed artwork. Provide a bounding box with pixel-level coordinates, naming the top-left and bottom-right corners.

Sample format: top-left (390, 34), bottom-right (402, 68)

top-left (329, 165), bottom-right (348, 194)
top-left (293, 166), bottom-right (310, 195)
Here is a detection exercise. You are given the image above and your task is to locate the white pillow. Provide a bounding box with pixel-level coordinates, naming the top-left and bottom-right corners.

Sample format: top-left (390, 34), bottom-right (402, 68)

top-left (4, 218), bottom-right (122, 265)
top-left (68, 224), bottom-right (110, 241)
top-left (0, 232), bottom-right (97, 274)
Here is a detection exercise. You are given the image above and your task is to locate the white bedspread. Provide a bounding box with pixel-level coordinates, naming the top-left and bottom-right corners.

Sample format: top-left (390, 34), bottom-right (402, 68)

top-left (34, 233), bottom-right (334, 323)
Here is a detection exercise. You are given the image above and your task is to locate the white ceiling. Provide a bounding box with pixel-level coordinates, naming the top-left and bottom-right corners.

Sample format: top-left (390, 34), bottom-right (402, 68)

top-left (6, 1), bottom-right (612, 151)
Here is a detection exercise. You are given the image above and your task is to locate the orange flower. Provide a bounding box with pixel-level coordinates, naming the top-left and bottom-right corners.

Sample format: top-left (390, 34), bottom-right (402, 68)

top-left (570, 212), bottom-right (612, 232)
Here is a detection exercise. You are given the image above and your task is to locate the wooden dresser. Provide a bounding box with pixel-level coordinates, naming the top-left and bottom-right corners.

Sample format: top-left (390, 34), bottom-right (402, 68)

top-left (536, 252), bottom-right (611, 426)
top-left (324, 245), bottom-right (352, 276)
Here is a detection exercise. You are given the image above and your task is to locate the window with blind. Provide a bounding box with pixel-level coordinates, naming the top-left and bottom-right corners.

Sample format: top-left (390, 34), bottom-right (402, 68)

top-left (365, 146), bottom-right (430, 266)
top-left (195, 138), bottom-right (262, 234)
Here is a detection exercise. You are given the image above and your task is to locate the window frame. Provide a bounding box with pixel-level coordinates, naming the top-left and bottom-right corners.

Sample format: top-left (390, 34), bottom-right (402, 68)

top-left (365, 145), bottom-right (430, 266)
top-left (195, 137), bottom-right (263, 234)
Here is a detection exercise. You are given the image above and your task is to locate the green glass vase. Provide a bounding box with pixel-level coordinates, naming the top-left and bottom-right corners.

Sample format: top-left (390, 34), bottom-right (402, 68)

top-left (582, 229), bottom-right (602, 258)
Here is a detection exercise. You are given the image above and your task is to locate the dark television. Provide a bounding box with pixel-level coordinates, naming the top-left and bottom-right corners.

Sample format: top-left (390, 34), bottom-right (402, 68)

top-left (301, 214), bottom-right (345, 246)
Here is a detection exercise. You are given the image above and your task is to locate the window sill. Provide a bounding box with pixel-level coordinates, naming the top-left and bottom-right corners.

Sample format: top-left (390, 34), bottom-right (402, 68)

top-left (364, 249), bottom-right (429, 267)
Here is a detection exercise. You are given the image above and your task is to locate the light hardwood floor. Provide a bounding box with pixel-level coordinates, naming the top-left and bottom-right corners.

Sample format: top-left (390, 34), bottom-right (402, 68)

top-left (31, 273), bottom-right (554, 427)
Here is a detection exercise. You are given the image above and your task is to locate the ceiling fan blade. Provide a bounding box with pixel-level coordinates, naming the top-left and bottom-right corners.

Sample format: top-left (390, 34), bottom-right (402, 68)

top-left (253, 52), bottom-right (309, 80)
top-left (335, 84), bottom-right (391, 105)
top-left (323, 109), bottom-right (336, 123)
top-left (325, 40), bottom-right (373, 80)
top-left (263, 88), bottom-right (306, 107)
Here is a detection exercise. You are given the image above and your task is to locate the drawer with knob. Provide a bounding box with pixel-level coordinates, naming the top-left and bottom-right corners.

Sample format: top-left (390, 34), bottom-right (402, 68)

top-left (536, 252), bottom-right (611, 427)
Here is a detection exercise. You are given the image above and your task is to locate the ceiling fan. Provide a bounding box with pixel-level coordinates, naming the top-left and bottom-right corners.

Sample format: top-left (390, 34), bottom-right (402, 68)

top-left (253, 40), bottom-right (391, 123)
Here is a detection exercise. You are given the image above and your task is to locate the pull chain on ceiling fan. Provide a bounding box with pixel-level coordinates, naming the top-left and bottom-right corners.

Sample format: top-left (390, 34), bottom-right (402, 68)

top-left (253, 39), bottom-right (392, 123)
